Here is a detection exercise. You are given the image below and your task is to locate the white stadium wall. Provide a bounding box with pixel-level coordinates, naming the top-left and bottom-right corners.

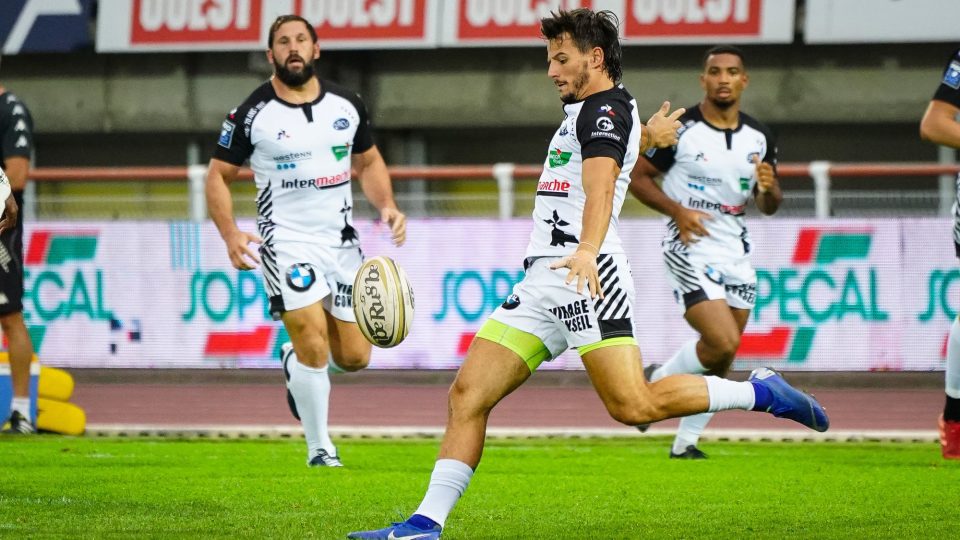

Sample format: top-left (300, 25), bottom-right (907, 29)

top-left (15, 218), bottom-right (955, 372)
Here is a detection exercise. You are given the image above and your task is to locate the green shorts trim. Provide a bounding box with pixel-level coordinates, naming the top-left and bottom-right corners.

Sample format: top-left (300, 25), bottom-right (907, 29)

top-left (577, 336), bottom-right (637, 356)
top-left (475, 318), bottom-right (552, 372)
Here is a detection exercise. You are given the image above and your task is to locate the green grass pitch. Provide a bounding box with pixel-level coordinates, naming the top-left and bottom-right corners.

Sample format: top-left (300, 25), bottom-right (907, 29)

top-left (1, 436), bottom-right (958, 539)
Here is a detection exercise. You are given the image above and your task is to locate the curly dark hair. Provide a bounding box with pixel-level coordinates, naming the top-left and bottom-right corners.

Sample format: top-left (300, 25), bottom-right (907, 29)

top-left (540, 9), bottom-right (622, 84)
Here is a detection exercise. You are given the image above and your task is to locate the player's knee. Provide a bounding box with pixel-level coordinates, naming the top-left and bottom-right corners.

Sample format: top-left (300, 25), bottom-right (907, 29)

top-left (335, 348), bottom-right (370, 372)
top-left (701, 333), bottom-right (740, 367)
top-left (604, 397), bottom-right (662, 426)
top-left (447, 378), bottom-right (493, 418)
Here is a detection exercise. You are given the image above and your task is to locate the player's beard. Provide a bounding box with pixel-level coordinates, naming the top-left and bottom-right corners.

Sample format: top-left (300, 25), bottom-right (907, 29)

top-left (275, 56), bottom-right (316, 88)
top-left (709, 95), bottom-right (736, 110)
top-left (560, 61), bottom-right (591, 104)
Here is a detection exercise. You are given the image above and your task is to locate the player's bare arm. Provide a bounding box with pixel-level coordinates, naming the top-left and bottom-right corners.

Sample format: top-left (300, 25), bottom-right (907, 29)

top-left (0, 196), bottom-right (16, 235)
top-left (550, 156), bottom-right (618, 299)
top-left (752, 154), bottom-right (782, 215)
top-left (205, 158), bottom-right (262, 270)
top-left (639, 101), bottom-right (685, 154)
top-left (920, 99), bottom-right (960, 148)
top-left (629, 158), bottom-right (710, 245)
top-left (2, 156), bottom-right (29, 191)
top-left (354, 145), bottom-right (406, 246)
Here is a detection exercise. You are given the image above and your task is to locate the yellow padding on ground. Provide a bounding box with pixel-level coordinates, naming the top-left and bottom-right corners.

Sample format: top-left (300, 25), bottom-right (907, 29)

top-left (37, 398), bottom-right (86, 436)
top-left (38, 366), bottom-right (74, 401)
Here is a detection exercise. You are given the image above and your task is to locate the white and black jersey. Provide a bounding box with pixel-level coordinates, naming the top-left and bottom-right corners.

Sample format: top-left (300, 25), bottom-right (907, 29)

top-left (213, 79), bottom-right (375, 247)
top-left (644, 104), bottom-right (777, 262)
top-left (525, 85), bottom-right (641, 259)
top-left (932, 47), bottom-right (960, 257)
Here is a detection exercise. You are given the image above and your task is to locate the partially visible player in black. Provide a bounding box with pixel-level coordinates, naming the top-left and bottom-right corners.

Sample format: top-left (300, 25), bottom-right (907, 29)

top-left (0, 72), bottom-right (36, 434)
top-left (920, 46), bottom-right (960, 459)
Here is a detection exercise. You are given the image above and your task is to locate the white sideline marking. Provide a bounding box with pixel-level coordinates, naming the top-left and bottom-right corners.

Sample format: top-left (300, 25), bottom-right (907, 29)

top-left (84, 424), bottom-right (939, 443)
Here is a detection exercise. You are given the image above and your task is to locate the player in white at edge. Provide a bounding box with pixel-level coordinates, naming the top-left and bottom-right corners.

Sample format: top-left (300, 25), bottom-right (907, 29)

top-left (347, 9), bottom-right (827, 540)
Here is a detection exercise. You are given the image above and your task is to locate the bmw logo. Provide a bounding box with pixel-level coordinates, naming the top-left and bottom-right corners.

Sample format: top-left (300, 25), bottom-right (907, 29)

top-left (286, 263), bottom-right (316, 292)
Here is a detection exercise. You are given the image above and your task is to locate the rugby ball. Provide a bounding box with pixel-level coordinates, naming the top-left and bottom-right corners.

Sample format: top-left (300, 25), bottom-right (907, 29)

top-left (353, 256), bottom-right (414, 348)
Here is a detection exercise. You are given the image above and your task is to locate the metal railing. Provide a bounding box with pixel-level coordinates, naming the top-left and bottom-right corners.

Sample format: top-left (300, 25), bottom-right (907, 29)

top-left (24, 161), bottom-right (960, 222)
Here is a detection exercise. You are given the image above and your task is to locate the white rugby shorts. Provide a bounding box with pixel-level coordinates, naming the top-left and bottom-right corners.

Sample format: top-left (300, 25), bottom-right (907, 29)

top-left (488, 254), bottom-right (636, 359)
top-left (260, 241), bottom-right (362, 321)
top-left (663, 249), bottom-right (757, 312)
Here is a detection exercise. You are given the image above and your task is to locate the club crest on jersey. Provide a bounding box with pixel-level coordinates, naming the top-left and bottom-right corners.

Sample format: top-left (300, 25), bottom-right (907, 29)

top-left (596, 117), bottom-right (615, 131)
top-left (333, 118), bottom-right (350, 130)
top-left (218, 121), bottom-right (235, 148)
top-left (286, 263), bottom-right (316, 292)
top-left (945, 61), bottom-right (960, 89)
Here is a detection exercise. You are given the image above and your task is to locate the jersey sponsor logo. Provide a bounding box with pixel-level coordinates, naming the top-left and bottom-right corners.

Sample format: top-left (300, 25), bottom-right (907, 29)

top-left (501, 293), bottom-right (520, 310)
top-left (285, 263), bottom-right (316, 292)
top-left (545, 209), bottom-right (578, 247)
top-left (598, 104), bottom-right (616, 116)
top-left (739, 177), bottom-right (751, 191)
top-left (747, 151), bottom-right (761, 163)
top-left (687, 182), bottom-right (705, 191)
top-left (944, 61), bottom-right (960, 89)
top-left (687, 197), bottom-right (746, 216)
top-left (547, 299), bottom-right (594, 333)
top-left (332, 118), bottom-right (350, 130)
top-left (704, 265), bottom-right (723, 285)
top-left (536, 178), bottom-right (571, 197)
top-left (590, 131), bottom-right (622, 141)
top-left (243, 100), bottom-right (268, 137)
top-left (596, 116), bottom-right (614, 131)
top-left (331, 144), bottom-right (351, 161)
top-left (273, 151), bottom-right (313, 170)
top-left (547, 148), bottom-right (572, 168)
top-left (726, 282), bottom-right (756, 305)
top-left (280, 172), bottom-right (351, 191)
top-left (689, 175), bottom-right (723, 186)
top-left (217, 120), bottom-right (235, 148)
top-left (130, 0), bottom-right (261, 44)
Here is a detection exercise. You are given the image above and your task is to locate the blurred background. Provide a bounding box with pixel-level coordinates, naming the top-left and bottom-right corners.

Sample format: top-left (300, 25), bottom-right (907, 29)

top-left (1, 0), bottom-right (958, 376)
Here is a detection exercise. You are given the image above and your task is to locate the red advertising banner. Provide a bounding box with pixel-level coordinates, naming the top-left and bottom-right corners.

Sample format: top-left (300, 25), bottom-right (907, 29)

top-left (129, 0), bottom-right (263, 44)
top-left (440, 0), bottom-right (794, 46)
top-left (97, 0), bottom-right (437, 52)
top-left (622, 0), bottom-right (761, 38)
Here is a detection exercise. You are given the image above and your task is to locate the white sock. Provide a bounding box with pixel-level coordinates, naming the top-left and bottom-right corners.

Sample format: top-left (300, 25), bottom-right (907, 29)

top-left (673, 412), bottom-right (714, 454)
top-left (11, 397), bottom-right (31, 421)
top-left (704, 376), bottom-right (756, 412)
top-left (651, 340), bottom-right (706, 382)
top-left (414, 459), bottom-right (474, 527)
top-left (947, 317), bottom-right (960, 399)
top-left (287, 355), bottom-right (336, 458)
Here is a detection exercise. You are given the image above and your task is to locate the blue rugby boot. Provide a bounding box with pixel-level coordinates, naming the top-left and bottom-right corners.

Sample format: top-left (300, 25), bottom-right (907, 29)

top-left (749, 367), bottom-right (829, 432)
top-left (346, 518), bottom-right (441, 539)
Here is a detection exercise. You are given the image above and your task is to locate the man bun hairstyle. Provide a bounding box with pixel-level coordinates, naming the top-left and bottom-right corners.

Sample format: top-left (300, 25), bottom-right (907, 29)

top-left (268, 15), bottom-right (318, 47)
top-left (540, 9), bottom-right (623, 84)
